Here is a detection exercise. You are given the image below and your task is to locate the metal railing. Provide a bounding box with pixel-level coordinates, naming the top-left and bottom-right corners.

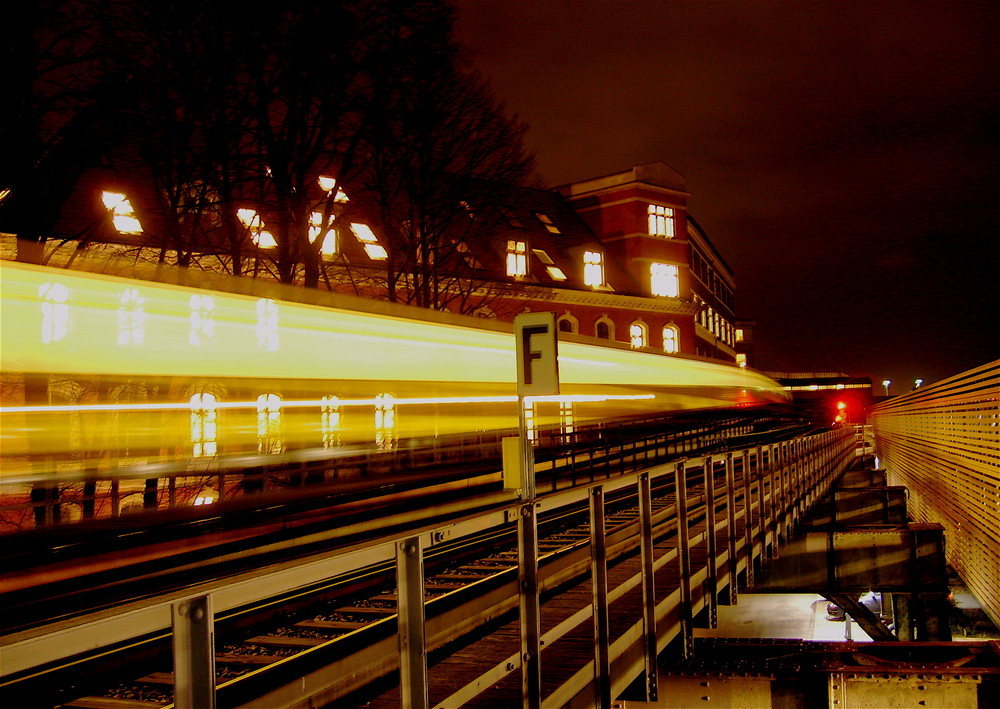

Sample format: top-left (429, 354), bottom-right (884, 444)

top-left (869, 359), bottom-right (1000, 631)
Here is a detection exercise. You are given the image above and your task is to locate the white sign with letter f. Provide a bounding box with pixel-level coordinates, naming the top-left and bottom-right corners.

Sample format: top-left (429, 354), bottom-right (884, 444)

top-left (514, 312), bottom-right (559, 397)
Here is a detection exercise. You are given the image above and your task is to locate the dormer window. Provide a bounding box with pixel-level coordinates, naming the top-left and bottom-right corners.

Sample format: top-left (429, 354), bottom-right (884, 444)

top-left (648, 204), bottom-right (675, 238)
top-left (317, 176), bottom-right (349, 203)
top-left (583, 251), bottom-right (604, 287)
top-left (350, 223), bottom-right (388, 260)
top-left (499, 205), bottom-right (523, 228)
top-left (237, 208), bottom-right (277, 248)
top-left (506, 240), bottom-right (528, 277)
top-left (535, 212), bottom-right (561, 234)
top-left (309, 212), bottom-right (337, 256)
top-left (102, 191), bottom-right (143, 235)
top-left (532, 249), bottom-right (567, 280)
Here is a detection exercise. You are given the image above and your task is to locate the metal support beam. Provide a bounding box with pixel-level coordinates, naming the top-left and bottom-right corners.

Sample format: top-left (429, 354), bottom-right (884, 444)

top-left (703, 456), bottom-right (719, 628)
top-left (590, 486), bottom-right (611, 708)
top-left (637, 472), bottom-right (659, 701)
top-left (755, 447), bottom-right (768, 564)
top-left (675, 461), bottom-right (694, 658)
top-left (396, 536), bottom-right (429, 709)
top-left (741, 449), bottom-right (755, 587)
top-left (172, 594), bottom-right (216, 709)
top-left (724, 453), bottom-right (739, 605)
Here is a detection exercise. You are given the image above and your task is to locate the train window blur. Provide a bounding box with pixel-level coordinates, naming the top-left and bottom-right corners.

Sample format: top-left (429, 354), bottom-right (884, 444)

top-left (651, 262), bottom-right (679, 298)
top-left (374, 394), bottom-right (396, 450)
top-left (190, 393), bottom-right (218, 457)
top-left (321, 395), bottom-right (341, 448)
top-left (256, 298), bottom-right (280, 351)
top-left (189, 294), bottom-right (216, 346)
top-left (630, 322), bottom-right (648, 348)
top-left (117, 289), bottom-right (145, 345)
top-left (101, 191), bottom-right (144, 235)
top-left (560, 400), bottom-right (574, 435)
top-left (256, 394), bottom-right (284, 454)
top-left (39, 282), bottom-right (69, 343)
top-left (663, 324), bottom-right (680, 354)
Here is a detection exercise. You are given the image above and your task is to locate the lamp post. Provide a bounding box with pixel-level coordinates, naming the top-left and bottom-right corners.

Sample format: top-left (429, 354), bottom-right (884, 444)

top-left (882, 379), bottom-right (891, 397)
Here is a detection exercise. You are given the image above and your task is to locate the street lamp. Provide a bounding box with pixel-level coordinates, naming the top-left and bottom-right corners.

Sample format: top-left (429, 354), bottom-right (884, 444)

top-left (914, 378), bottom-right (924, 389)
top-left (882, 379), bottom-right (891, 397)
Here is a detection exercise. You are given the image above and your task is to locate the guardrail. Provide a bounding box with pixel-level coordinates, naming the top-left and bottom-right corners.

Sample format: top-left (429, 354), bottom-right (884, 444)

top-left (869, 359), bottom-right (1000, 632)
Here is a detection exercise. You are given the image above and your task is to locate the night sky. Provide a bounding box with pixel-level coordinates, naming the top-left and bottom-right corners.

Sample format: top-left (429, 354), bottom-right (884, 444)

top-left (456, 1), bottom-right (999, 390)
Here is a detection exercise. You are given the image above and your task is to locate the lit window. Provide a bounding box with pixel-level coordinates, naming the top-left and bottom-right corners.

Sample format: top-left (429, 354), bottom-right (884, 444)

top-left (583, 251), bottom-right (604, 287)
top-left (256, 298), bottom-right (279, 351)
top-left (499, 206), bottom-right (523, 228)
top-left (189, 294), bottom-right (215, 346)
top-left (321, 395), bottom-right (341, 448)
top-left (317, 176), bottom-right (349, 202)
top-left (350, 223), bottom-right (388, 260)
top-left (663, 325), bottom-right (680, 353)
top-left (736, 328), bottom-right (745, 342)
top-left (460, 200), bottom-right (476, 220)
top-left (39, 282), bottom-right (69, 343)
top-left (535, 212), bottom-right (561, 234)
top-left (629, 322), bottom-right (647, 348)
top-left (256, 393), bottom-right (284, 454)
top-left (307, 212), bottom-right (337, 256)
top-left (506, 240), bottom-right (528, 277)
top-left (237, 208), bottom-right (277, 249)
top-left (375, 393), bottom-right (396, 450)
top-left (102, 191), bottom-right (143, 235)
top-left (736, 354), bottom-right (747, 369)
top-left (0, 188), bottom-right (10, 204)
top-left (651, 263), bottom-right (679, 297)
top-left (647, 204), bottom-right (675, 238)
top-left (533, 249), bottom-right (567, 280)
top-left (190, 392), bottom-right (218, 458)
top-left (117, 289), bottom-right (145, 345)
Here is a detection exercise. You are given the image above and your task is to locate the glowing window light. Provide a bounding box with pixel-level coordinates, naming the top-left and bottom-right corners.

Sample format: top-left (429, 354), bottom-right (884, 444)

top-left (321, 395), bottom-right (341, 448)
top-left (309, 212), bottom-right (337, 256)
top-left (0, 187), bottom-right (11, 204)
top-left (506, 240), bottom-right (527, 277)
top-left (190, 392), bottom-right (218, 457)
top-left (650, 262), bottom-right (679, 297)
top-left (374, 393), bottom-right (396, 450)
top-left (237, 208), bottom-right (277, 249)
top-left (629, 322), bottom-right (647, 348)
top-left (101, 191), bottom-right (143, 234)
top-left (39, 282), bottom-right (69, 343)
top-left (256, 393), bottom-right (284, 454)
top-left (736, 353), bottom-right (747, 369)
top-left (317, 176), bottom-right (349, 202)
top-left (350, 223), bottom-right (388, 260)
top-left (117, 288), bottom-right (145, 345)
top-left (189, 294), bottom-right (216, 346)
top-left (647, 204), bottom-right (675, 238)
top-left (194, 494), bottom-right (216, 506)
top-left (533, 249), bottom-right (567, 280)
top-left (535, 211), bottom-right (561, 234)
top-left (583, 251), bottom-right (604, 287)
top-left (256, 298), bottom-right (279, 351)
top-left (663, 325), bottom-right (679, 354)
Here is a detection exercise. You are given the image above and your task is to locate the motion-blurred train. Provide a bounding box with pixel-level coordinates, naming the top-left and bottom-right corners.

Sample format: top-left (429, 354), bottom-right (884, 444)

top-left (0, 260), bottom-right (786, 523)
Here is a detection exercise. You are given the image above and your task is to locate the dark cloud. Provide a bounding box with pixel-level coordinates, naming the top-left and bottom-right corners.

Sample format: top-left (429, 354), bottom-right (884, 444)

top-left (457, 0), bottom-right (1000, 386)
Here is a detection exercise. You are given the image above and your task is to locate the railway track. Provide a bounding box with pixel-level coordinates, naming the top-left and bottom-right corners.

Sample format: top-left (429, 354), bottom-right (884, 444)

top-left (3, 415), bottom-right (844, 708)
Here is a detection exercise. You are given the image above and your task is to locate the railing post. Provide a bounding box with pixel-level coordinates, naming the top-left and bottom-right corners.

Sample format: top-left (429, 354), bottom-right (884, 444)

top-left (590, 486), bottom-right (611, 708)
top-left (172, 594), bottom-right (216, 709)
top-left (724, 453), bottom-right (739, 604)
top-left (397, 536), bottom-right (429, 709)
top-left (638, 472), bottom-right (658, 701)
top-left (675, 461), bottom-right (694, 658)
top-left (741, 449), bottom-right (755, 587)
top-left (703, 455), bottom-right (719, 628)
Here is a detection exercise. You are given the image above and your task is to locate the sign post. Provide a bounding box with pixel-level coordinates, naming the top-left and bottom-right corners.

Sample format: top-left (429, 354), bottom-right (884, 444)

top-left (512, 312), bottom-right (558, 709)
